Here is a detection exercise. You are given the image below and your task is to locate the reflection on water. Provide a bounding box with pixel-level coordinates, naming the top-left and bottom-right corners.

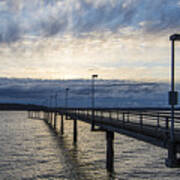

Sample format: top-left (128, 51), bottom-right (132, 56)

top-left (0, 111), bottom-right (180, 180)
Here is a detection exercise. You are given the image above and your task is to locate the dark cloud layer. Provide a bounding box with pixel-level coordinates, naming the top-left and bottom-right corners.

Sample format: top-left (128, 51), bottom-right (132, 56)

top-left (0, 0), bottom-right (180, 43)
top-left (0, 77), bottom-right (172, 107)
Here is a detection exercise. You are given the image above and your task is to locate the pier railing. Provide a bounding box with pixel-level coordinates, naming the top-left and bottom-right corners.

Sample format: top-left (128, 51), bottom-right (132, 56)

top-left (59, 108), bottom-right (180, 131)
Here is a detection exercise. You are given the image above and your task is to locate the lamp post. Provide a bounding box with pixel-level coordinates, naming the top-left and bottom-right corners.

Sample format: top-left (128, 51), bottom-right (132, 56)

top-left (91, 74), bottom-right (98, 130)
top-left (65, 88), bottom-right (69, 108)
top-left (165, 33), bottom-right (180, 167)
top-left (169, 34), bottom-right (180, 142)
top-left (92, 74), bottom-right (98, 108)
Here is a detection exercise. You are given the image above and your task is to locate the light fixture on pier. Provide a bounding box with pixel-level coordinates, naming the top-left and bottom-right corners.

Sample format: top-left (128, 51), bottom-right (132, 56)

top-left (91, 74), bottom-right (98, 130)
top-left (91, 74), bottom-right (98, 109)
top-left (169, 34), bottom-right (180, 142)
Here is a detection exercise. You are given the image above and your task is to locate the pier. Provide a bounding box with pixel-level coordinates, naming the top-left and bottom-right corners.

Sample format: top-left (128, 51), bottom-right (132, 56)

top-left (28, 107), bottom-right (180, 172)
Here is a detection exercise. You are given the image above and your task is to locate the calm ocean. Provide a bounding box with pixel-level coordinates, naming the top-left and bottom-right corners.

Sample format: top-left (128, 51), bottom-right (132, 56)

top-left (0, 111), bottom-right (180, 180)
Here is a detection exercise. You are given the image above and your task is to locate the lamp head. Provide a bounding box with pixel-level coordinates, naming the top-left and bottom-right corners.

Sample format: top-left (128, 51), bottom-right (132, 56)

top-left (170, 34), bottom-right (180, 41)
top-left (92, 74), bottom-right (98, 78)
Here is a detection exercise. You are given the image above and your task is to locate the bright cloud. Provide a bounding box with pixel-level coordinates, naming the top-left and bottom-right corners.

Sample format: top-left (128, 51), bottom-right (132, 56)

top-left (0, 0), bottom-right (180, 81)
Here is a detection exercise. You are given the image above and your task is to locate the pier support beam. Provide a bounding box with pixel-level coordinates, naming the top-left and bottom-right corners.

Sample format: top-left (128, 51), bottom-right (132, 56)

top-left (166, 141), bottom-right (180, 167)
top-left (73, 119), bottom-right (77, 144)
top-left (54, 112), bottom-right (57, 130)
top-left (60, 115), bottom-right (64, 135)
top-left (50, 112), bottom-right (53, 126)
top-left (48, 112), bottom-right (50, 124)
top-left (106, 131), bottom-right (114, 172)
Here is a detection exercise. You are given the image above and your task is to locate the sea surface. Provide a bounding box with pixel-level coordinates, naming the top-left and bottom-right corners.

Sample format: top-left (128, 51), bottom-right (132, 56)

top-left (0, 111), bottom-right (180, 180)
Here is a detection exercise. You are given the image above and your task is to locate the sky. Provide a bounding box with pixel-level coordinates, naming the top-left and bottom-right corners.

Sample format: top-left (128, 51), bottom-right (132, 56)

top-left (1, 0), bottom-right (180, 81)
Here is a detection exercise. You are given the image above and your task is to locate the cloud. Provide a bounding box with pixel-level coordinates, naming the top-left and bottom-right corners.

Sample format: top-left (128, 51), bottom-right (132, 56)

top-left (1, 0), bottom-right (180, 44)
top-left (0, 77), bottom-right (172, 107)
top-left (0, 0), bottom-right (179, 81)
top-left (0, 11), bottom-right (20, 43)
top-left (139, 0), bottom-right (180, 33)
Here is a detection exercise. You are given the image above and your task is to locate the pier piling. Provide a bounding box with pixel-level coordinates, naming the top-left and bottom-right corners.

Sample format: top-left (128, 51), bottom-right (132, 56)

top-left (54, 112), bottom-right (57, 130)
top-left (50, 112), bottom-right (52, 125)
top-left (61, 115), bottom-right (64, 135)
top-left (73, 119), bottom-right (77, 144)
top-left (106, 131), bottom-right (114, 172)
top-left (166, 141), bottom-right (180, 167)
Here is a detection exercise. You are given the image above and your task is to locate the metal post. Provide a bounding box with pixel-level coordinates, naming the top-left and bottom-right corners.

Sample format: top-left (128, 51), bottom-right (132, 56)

top-left (122, 112), bottom-right (125, 124)
top-left (106, 131), bottom-right (114, 172)
top-left (140, 113), bottom-right (143, 132)
top-left (54, 112), bottom-right (57, 130)
top-left (51, 111), bottom-right (53, 126)
top-left (92, 77), bottom-right (95, 110)
top-left (157, 112), bottom-right (160, 128)
top-left (73, 119), bottom-right (77, 144)
top-left (48, 111), bottom-right (50, 124)
top-left (91, 74), bottom-right (98, 130)
top-left (61, 115), bottom-right (64, 134)
top-left (117, 111), bottom-right (119, 120)
top-left (171, 40), bottom-right (175, 142)
top-left (166, 34), bottom-right (180, 167)
top-left (91, 77), bottom-right (95, 130)
top-left (166, 40), bottom-right (178, 167)
top-left (166, 117), bottom-right (169, 139)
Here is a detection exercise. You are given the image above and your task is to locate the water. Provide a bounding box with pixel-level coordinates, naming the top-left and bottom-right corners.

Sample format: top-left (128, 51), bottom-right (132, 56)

top-left (0, 111), bottom-right (180, 180)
